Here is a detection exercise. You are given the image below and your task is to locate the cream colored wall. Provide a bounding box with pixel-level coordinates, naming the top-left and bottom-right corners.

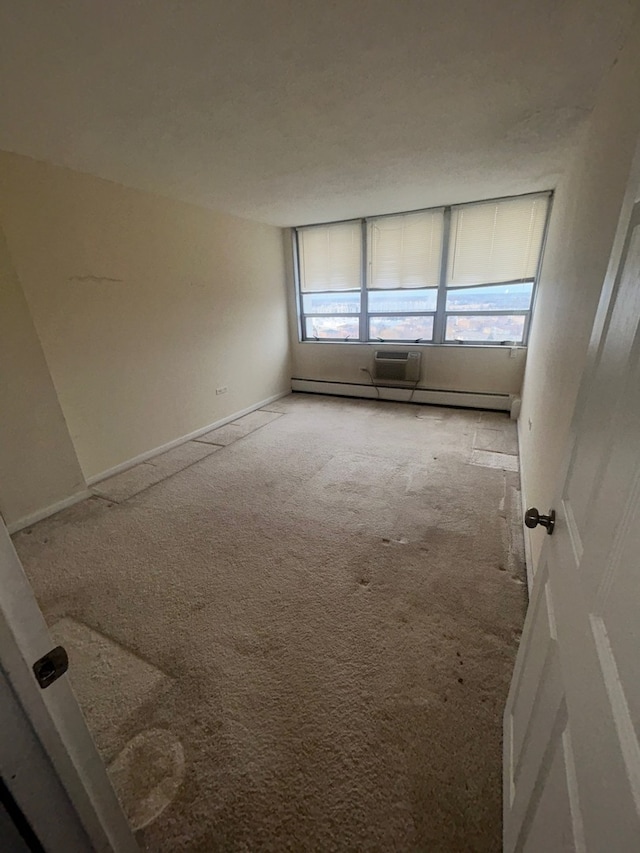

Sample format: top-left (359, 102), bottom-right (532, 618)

top-left (284, 233), bottom-right (527, 396)
top-left (292, 341), bottom-right (526, 396)
top-left (0, 223), bottom-right (86, 528)
top-left (519, 20), bottom-right (640, 571)
top-left (0, 152), bottom-right (291, 481)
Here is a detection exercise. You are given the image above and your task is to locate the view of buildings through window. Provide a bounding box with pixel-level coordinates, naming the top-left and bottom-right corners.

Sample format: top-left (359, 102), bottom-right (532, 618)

top-left (304, 284), bottom-right (533, 342)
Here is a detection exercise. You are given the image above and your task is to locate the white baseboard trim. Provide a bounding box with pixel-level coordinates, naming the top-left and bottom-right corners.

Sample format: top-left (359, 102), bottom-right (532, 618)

top-left (87, 389), bottom-right (290, 486)
top-left (7, 490), bottom-right (93, 535)
top-left (290, 378), bottom-right (512, 412)
top-left (517, 418), bottom-right (534, 594)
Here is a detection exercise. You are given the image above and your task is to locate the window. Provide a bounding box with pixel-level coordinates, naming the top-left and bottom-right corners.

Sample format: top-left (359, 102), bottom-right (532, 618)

top-left (367, 209), bottom-right (443, 342)
top-left (294, 192), bottom-right (550, 345)
top-left (297, 220), bottom-right (362, 341)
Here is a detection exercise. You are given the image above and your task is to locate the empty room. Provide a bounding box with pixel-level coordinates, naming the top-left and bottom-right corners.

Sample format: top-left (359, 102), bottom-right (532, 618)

top-left (1, 2), bottom-right (640, 851)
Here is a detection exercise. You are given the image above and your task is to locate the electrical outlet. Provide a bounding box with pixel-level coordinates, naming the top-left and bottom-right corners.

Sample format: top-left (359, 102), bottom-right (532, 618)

top-left (216, 386), bottom-right (228, 395)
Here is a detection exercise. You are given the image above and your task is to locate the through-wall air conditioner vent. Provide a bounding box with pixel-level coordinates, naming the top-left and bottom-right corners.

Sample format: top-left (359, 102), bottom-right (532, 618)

top-left (373, 350), bottom-right (421, 383)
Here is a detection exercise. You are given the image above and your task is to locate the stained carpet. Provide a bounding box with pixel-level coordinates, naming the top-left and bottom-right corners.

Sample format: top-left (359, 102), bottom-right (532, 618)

top-left (13, 394), bottom-right (528, 852)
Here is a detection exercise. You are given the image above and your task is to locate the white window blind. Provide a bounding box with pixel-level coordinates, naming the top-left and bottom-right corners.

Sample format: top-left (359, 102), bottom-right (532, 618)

top-left (297, 221), bottom-right (362, 292)
top-left (368, 209), bottom-right (444, 289)
top-left (447, 194), bottom-right (549, 287)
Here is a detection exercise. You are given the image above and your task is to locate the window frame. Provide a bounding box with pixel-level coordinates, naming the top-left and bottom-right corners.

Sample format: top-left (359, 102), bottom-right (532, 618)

top-left (293, 191), bottom-right (552, 347)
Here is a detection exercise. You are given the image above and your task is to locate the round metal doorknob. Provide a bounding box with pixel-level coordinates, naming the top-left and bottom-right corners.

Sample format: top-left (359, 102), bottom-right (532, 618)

top-left (524, 507), bottom-right (556, 535)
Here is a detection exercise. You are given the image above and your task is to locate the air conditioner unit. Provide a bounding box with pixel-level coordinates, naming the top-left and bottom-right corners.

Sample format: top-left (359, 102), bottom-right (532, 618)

top-left (373, 350), bottom-right (421, 383)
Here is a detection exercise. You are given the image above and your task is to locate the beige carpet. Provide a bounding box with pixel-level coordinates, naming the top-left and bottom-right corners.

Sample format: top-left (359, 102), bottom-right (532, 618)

top-left (14, 394), bottom-right (528, 852)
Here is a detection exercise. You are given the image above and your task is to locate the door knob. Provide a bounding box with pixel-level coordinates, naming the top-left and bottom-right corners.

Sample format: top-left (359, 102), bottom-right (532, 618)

top-left (524, 507), bottom-right (556, 535)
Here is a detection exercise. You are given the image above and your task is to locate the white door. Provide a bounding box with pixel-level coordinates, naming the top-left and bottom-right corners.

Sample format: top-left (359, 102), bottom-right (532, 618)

top-left (0, 520), bottom-right (137, 852)
top-left (503, 186), bottom-right (640, 850)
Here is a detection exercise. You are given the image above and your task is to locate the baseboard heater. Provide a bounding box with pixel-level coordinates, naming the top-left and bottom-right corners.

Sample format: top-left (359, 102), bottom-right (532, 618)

top-left (290, 378), bottom-right (512, 412)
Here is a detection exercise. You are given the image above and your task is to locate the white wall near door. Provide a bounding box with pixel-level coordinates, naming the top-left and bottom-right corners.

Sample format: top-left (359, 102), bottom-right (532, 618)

top-left (519, 15), bottom-right (640, 574)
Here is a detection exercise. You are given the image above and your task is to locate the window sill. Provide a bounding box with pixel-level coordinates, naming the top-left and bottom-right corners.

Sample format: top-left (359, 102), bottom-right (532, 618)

top-left (297, 339), bottom-right (527, 350)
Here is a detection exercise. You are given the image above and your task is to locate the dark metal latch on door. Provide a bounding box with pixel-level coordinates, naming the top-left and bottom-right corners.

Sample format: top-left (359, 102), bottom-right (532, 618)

top-left (32, 646), bottom-right (69, 689)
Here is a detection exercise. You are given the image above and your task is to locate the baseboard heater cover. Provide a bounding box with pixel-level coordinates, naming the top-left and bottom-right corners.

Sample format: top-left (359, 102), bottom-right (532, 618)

top-left (291, 378), bottom-right (511, 412)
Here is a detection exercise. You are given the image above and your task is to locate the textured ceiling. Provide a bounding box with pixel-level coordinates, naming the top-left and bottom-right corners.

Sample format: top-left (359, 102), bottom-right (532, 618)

top-left (0, 1), bottom-right (636, 225)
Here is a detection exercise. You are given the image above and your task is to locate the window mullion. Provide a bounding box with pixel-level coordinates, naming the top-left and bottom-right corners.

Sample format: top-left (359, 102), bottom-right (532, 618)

top-left (292, 229), bottom-right (305, 341)
top-left (434, 207), bottom-right (451, 344)
top-left (360, 219), bottom-right (368, 342)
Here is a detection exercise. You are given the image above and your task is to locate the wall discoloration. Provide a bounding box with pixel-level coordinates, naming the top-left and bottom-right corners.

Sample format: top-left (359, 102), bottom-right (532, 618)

top-left (68, 275), bottom-right (125, 284)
